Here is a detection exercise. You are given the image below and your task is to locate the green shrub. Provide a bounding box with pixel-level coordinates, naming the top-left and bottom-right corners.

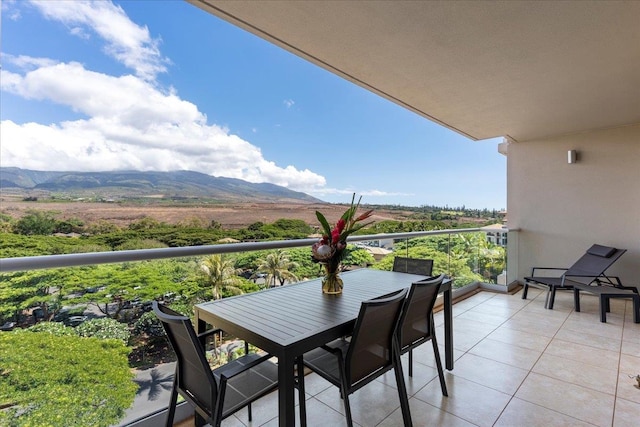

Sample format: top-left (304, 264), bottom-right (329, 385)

top-left (76, 318), bottom-right (131, 344)
top-left (133, 311), bottom-right (165, 338)
top-left (115, 238), bottom-right (168, 250)
top-left (28, 321), bottom-right (77, 336)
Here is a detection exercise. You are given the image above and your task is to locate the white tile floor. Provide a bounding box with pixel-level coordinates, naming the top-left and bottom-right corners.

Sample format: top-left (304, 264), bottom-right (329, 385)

top-left (213, 287), bottom-right (640, 426)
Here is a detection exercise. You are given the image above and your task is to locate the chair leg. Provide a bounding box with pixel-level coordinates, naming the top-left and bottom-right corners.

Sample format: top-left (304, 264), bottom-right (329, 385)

top-left (573, 288), bottom-right (581, 312)
top-left (431, 333), bottom-right (448, 396)
top-left (632, 296), bottom-right (640, 323)
top-left (296, 356), bottom-right (307, 427)
top-left (341, 384), bottom-right (354, 427)
top-left (247, 403), bottom-right (252, 423)
top-left (599, 296), bottom-right (608, 323)
top-left (548, 287), bottom-right (556, 309)
top-left (543, 288), bottom-right (550, 308)
top-left (408, 348), bottom-right (413, 377)
top-left (393, 354), bottom-right (413, 427)
top-left (165, 370), bottom-right (179, 427)
top-left (195, 412), bottom-right (207, 427)
top-left (522, 283), bottom-right (529, 300)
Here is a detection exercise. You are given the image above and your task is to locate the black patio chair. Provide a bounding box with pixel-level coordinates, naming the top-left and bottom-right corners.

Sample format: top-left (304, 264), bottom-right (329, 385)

top-left (298, 289), bottom-right (412, 427)
top-left (397, 274), bottom-right (448, 395)
top-left (393, 256), bottom-right (434, 276)
top-left (153, 302), bottom-right (288, 427)
top-left (522, 244), bottom-right (627, 309)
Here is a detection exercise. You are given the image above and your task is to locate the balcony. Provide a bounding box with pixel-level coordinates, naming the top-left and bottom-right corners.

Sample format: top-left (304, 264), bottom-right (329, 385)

top-left (2, 2), bottom-right (637, 425)
top-left (2, 229), bottom-right (638, 426)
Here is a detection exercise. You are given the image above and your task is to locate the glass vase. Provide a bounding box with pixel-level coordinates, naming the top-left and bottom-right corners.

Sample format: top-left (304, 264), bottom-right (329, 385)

top-left (322, 269), bottom-right (343, 294)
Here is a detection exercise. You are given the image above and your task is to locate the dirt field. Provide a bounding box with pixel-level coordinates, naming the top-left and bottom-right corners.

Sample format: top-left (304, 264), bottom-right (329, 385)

top-left (0, 198), bottom-right (414, 229)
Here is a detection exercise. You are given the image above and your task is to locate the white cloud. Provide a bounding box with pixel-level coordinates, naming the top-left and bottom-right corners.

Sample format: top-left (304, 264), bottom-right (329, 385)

top-left (28, 0), bottom-right (168, 81)
top-left (307, 188), bottom-right (410, 198)
top-left (2, 54), bottom-right (58, 70)
top-left (1, 1), bottom-right (335, 195)
top-left (2, 0), bottom-right (21, 21)
top-left (283, 99), bottom-right (295, 108)
top-left (1, 60), bottom-right (326, 191)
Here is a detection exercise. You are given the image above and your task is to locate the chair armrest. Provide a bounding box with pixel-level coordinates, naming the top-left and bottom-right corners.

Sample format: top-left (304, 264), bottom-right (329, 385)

top-left (197, 328), bottom-right (223, 339)
top-left (197, 328), bottom-right (223, 348)
top-left (199, 329), bottom-right (253, 356)
top-left (321, 344), bottom-right (344, 355)
top-left (219, 353), bottom-right (275, 380)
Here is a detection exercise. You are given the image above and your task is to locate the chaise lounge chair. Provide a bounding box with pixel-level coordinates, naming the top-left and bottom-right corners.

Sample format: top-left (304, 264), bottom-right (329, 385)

top-left (522, 244), bottom-right (627, 309)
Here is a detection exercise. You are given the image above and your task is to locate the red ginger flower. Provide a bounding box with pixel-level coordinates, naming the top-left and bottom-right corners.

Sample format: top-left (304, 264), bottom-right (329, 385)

top-left (355, 210), bottom-right (374, 222)
top-left (312, 194), bottom-right (374, 263)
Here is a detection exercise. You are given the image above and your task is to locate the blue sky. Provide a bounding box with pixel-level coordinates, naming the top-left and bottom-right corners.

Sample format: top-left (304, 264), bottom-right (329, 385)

top-left (1, 0), bottom-right (505, 209)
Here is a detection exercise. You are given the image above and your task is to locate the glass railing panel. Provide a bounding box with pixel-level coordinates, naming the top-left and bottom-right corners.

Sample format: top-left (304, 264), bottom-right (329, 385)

top-left (372, 230), bottom-right (507, 288)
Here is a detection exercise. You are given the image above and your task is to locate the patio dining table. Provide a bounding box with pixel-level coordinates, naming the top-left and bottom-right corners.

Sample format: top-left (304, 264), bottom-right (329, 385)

top-left (195, 268), bottom-right (453, 427)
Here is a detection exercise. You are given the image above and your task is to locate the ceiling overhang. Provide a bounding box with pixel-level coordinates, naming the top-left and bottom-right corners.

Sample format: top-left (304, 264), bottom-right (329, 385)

top-left (189, 0), bottom-right (640, 142)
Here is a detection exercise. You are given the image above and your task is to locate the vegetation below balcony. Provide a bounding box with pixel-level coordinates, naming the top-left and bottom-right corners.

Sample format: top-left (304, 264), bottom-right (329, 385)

top-left (0, 206), bottom-right (506, 426)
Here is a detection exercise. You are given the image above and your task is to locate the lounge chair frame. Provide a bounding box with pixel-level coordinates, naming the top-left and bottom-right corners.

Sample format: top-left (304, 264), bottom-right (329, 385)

top-left (573, 283), bottom-right (639, 323)
top-left (523, 244), bottom-right (626, 309)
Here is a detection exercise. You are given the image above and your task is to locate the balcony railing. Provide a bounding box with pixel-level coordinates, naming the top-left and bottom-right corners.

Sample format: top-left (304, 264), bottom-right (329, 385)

top-left (0, 227), bottom-right (513, 426)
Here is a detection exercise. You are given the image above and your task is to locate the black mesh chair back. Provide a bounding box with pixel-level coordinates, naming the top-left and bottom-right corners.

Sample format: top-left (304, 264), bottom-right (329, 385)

top-left (392, 256), bottom-right (434, 276)
top-left (399, 274), bottom-right (443, 350)
top-left (154, 302), bottom-right (217, 417)
top-left (153, 302), bottom-right (280, 427)
top-left (397, 274), bottom-right (448, 395)
top-left (565, 246), bottom-right (627, 283)
top-left (300, 288), bottom-right (412, 427)
top-left (346, 288), bottom-right (408, 386)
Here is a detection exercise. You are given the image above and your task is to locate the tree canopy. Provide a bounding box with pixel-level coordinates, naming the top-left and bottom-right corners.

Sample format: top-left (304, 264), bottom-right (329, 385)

top-left (256, 250), bottom-right (299, 287)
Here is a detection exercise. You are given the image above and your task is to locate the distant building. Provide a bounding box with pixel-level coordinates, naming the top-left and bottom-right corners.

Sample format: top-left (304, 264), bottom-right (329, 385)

top-left (482, 223), bottom-right (508, 247)
top-left (364, 246), bottom-right (393, 261)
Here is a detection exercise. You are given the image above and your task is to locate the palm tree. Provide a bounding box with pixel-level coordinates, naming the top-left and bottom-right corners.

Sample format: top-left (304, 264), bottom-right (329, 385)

top-left (256, 250), bottom-right (299, 288)
top-left (199, 255), bottom-right (243, 300)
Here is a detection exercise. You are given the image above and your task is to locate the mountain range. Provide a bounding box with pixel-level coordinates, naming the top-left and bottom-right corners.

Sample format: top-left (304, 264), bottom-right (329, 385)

top-left (0, 167), bottom-right (321, 203)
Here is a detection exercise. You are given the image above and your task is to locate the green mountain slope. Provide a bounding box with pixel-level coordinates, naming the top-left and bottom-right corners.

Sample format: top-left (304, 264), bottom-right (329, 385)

top-left (0, 167), bottom-right (321, 203)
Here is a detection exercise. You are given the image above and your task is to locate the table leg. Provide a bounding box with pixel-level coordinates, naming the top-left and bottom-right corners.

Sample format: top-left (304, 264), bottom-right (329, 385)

top-left (195, 311), bottom-right (206, 335)
top-left (444, 287), bottom-right (454, 370)
top-left (278, 353), bottom-right (296, 427)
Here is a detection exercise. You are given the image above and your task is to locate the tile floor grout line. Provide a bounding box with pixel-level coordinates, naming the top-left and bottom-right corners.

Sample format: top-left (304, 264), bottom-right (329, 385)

top-left (490, 288), bottom-right (564, 426)
top-left (516, 291), bottom-right (619, 426)
top-left (609, 299), bottom-right (629, 427)
top-left (243, 288), bottom-right (636, 426)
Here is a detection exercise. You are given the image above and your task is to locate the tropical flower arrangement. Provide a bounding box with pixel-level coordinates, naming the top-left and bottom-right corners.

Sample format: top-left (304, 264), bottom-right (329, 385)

top-left (312, 194), bottom-right (373, 294)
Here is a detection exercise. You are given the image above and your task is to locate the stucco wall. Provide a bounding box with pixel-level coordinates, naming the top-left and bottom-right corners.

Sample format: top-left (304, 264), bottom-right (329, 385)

top-left (506, 124), bottom-right (640, 285)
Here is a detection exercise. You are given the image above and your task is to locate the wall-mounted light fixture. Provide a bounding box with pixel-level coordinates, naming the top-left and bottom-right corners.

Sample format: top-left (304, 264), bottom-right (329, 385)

top-left (568, 150), bottom-right (577, 164)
